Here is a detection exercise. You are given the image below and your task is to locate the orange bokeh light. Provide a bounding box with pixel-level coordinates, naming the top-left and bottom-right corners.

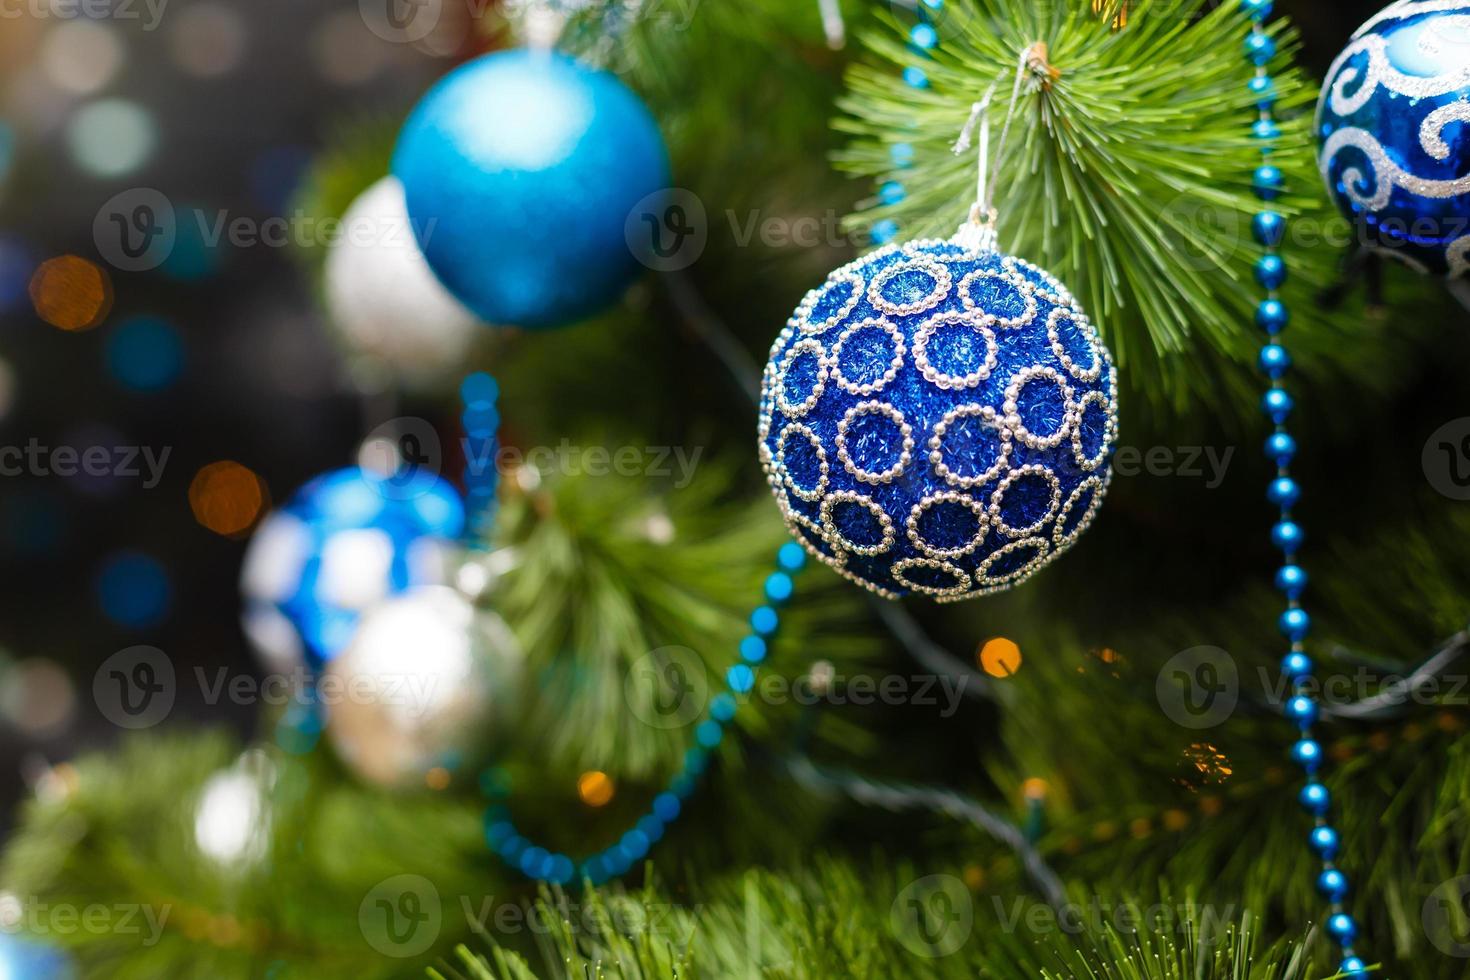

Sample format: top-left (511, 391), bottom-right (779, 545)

top-left (978, 637), bottom-right (1022, 678)
top-left (576, 770), bottom-right (615, 808)
top-left (189, 461), bottom-right (268, 538)
top-left (30, 255), bottom-right (112, 331)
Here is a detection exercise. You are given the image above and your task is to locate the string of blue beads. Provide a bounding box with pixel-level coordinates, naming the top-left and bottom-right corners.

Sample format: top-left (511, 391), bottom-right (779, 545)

top-left (872, 0), bottom-right (945, 246)
top-left (1243, 3), bottom-right (1365, 975)
top-left (482, 541), bottom-right (809, 886)
top-left (461, 371), bottom-right (501, 545)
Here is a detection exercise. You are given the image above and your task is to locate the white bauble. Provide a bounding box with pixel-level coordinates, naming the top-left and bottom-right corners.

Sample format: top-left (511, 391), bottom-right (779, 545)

top-left (324, 586), bottom-right (523, 789)
top-left (324, 175), bottom-right (480, 383)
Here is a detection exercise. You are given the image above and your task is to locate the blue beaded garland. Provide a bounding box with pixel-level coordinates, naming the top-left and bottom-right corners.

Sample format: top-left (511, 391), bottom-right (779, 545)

top-left (1271, 519), bottom-right (1303, 552)
top-left (1299, 782), bottom-right (1330, 814)
top-left (1285, 694), bottom-right (1318, 727)
top-left (1244, 32), bottom-right (1276, 65)
top-left (485, 543), bottom-right (807, 884)
top-left (1262, 389), bottom-right (1293, 424)
top-left (1253, 164), bottom-right (1284, 200)
top-left (1255, 254), bottom-right (1286, 288)
top-left (1275, 563), bottom-right (1307, 597)
top-left (1278, 607), bottom-right (1310, 640)
top-left (1318, 868), bottom-right (1349, 902)
top-left (1310, 825), bottom-right (1340, 860)
top-left (1265, 432), bottom-right (1296, 464)
top-left (1256, 299), bottom-right (1289, 333)
top-left (1248, 75), bottom-right (1277, 107)
top-left (1327, 913), bottom-right (1358, 946)
top-left (1291, 737), bottom-right (1322, 772)
top-left (1259, 343), bottom-right (1291, 377)
top-left (1252, 211), bottom-right (1285, 246)
top-left (1281, 651), bottom-right (1313, 680)
top-left (1340, 956), bottom-right (1367, 976)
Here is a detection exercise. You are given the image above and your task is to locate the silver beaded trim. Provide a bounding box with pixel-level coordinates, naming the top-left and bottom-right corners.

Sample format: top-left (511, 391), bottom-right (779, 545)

top-left (1448, 234), bottom-right (1470, 278)
top-left (1047, 307), bottom-right (1104, 383)
top-left (906, 490), bottom-right (989, 560)
top-left (912, 311), bottom-right (999, 390)
top-left (774, 422), bottom-right (830, 502)
top-left (928, 404), bottom-right (1012, 490)
top-left (989, 464), bottom-right (1063, 539)
top-left (957, 268), bottom-right (1038, 329)
top-left (868, 257), bottom-right (953, 317)
top-left (833, 561), bottom-right (899, 599)
top-left (778, 498), bottom-right (849, 572)
top-left (891, 556), bottom-right (972, 599)
top-left (974, 536), bottom-right (1051, 591)
top-left (1070, 390), bottom-right (1116, 473)
top-left (775, 338), bottom-right (830, 417)
top-left (830, 317), bottom-right (906, 396)
top-left (835, 401), bottom-right (914, 485)
top-left (1053, 474), bottom-right (1108, 550)
top-left (1003, 365), bottom-right (1078, 451)
top-left (796, 271), bottom-right (865, 335)
top-left (1003, 255), bottom-right (1077, 309)
top-left (820, 490), bottom-right (896, 557)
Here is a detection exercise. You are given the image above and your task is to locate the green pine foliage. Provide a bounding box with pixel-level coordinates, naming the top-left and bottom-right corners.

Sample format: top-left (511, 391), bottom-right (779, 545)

top-left (834, 0), bottom-right (1439, 414)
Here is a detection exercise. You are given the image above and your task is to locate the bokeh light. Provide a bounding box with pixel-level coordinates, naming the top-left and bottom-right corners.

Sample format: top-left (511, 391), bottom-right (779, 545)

top-left (171, 2), bottom-right (248, 78)
top-left (189, 461), bottom-right (269, 538)
top-left (95, 551), bottom-right (173, 629)
top-left (66, 98), bottom-right (157, 177)
top-left (40, 20), bottom-right (125, 95)
top-left (0, 658), bottom-right (76, 738)
top-left (577, 770), bottom-right (615, 807)
top-left (160, 204), bottom-right (220, 281)
top-left (978, 637), bottom-right (1022, 678)
top-left (312, 12), bottom-right (391, 86)
top-left (0, 236), bottom-right (33, 314)
top-left (59, 422), bottom-right (129, 499)
top-left (29, 255), bottom-right (111, 331)
top-left (106, 315), bottom-right (184, 391)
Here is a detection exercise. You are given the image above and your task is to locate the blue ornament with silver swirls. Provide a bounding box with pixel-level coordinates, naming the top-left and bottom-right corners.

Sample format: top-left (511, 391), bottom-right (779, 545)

top-left (240, 467), bottom-right (464, 669)
top-left (393, 49), bottom-right (670, 329)
top-left (1317, 0), bottom-right (1470, 276)
top-left (758, 238), bottom-right (1118, 602)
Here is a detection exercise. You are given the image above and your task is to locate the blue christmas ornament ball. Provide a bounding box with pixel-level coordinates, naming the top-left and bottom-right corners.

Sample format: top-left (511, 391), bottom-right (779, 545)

top-left (393, 49), bottom-right (670, 328)
top-left (1317, 1), bottom-right (1470, 276)
top-left (240, 467), bottom-right (464, 668)
top-left (758, 238), bottom-right (1118, 601)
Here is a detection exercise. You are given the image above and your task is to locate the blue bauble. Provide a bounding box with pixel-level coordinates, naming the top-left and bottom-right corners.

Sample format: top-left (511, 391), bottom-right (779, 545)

top-left (1317, 2), bottom-right (1470, 276)
top-left (240, 467), bottom-right (464, 668)
top-left (758, 238), bottom-right (1118, 601)
top-left (393, 50), bottom-right (670, 328)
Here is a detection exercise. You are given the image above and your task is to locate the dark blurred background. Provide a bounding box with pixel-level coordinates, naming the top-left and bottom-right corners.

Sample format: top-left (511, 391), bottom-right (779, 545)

top-left (0, 0), bottom-right (1395, 830)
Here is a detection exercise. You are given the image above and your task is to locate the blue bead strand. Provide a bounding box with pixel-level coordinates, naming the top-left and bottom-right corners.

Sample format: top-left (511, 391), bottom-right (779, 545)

top-left (460, 371), bottom-right (502, 544)
top-left (482, 541), bottom-right (809, 886)
top-left (1242, 5), bottom-right (1364, 974)
top-left (875, 1), bottom-right (952, 244)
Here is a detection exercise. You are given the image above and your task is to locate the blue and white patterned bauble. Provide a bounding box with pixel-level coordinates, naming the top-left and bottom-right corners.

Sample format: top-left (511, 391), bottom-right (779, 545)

top-left (758, 238), bottom-right (1118, 601)
top-left (240, 468), bottom-right (464, 668)
top-left (393, 49), bottom-right (670, 329)
top-left (1317, 1), bottom-right (1470, 276)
